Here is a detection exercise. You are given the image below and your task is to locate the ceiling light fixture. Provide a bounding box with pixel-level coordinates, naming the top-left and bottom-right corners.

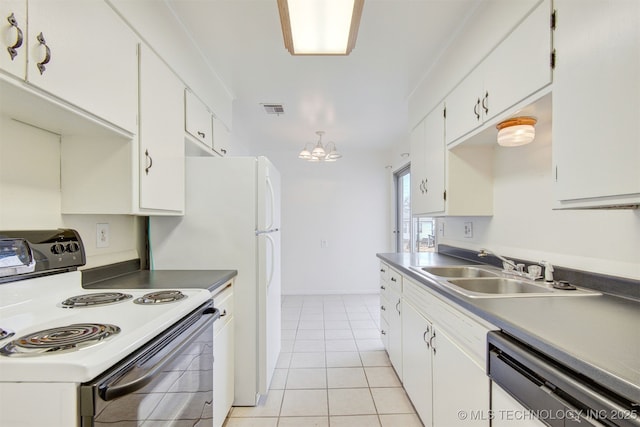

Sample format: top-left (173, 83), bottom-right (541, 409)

top-left (298, 131), bottom-right (342, 162)
top-left (495, 117), bottom-right (537, 147)
top-left (277, 0), bottom-right (365, 55)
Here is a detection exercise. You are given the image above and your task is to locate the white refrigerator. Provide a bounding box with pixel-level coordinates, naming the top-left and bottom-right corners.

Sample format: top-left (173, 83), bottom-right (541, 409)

top-left (149, 156), bottom-right (281, 406)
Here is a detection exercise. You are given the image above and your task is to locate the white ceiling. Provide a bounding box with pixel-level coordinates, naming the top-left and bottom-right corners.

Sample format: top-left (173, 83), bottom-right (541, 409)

top-left (167, 0), bottom-right (480, 154)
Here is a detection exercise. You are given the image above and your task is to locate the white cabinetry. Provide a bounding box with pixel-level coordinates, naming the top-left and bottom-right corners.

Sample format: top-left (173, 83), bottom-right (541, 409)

top-left (402, 301), bottom-right (434, 427)
top-left (379, 262), bottom-right (402, 377)
top-left (185, 89), bottom-right (230, 157)
top-left (212, 281), bottom-right (235, 427)
top-left (411, 103), bottom-right (493, 216)
top-left (61, 43), bottom-right (185, 215)
top-left (552, 0), bottom-right (640, 208)
top-left (402, 277), bottom-right (495, 427)
top-left (446, 0), bottom-right (552, 145)
top-left (0, 0), bottom-right (137, 133)
top-left (411, 105), bottom-right (446, 215)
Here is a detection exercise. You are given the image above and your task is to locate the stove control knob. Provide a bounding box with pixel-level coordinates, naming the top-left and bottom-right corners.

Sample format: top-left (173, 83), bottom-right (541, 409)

top-left (66, 242), bottom-right (80, 253)
top-left (51, 243), bottom-right (65, 254)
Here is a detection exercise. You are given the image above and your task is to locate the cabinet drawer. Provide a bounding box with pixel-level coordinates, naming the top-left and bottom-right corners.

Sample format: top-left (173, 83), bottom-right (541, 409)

top-left (388, 269), bottom-right (403, 293)
top-left (379, 262), bottom-right (390, 282)
top-left (212, 281), bottom-right (233, 333)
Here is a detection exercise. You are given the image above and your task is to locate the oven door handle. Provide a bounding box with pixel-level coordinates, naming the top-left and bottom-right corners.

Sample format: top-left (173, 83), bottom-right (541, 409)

top-left (98, 307), bottom-right (219, 401)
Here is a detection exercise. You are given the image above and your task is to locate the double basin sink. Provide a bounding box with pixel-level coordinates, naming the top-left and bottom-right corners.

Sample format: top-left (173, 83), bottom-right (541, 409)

top-left (410, 266), bottom-right (600, 298)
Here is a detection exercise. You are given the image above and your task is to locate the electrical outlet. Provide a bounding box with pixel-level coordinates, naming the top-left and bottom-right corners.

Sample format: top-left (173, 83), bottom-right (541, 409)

top-left (464, 221), bottom-right (473, 238)
top-left (96, 223), bottom-right (110, 248)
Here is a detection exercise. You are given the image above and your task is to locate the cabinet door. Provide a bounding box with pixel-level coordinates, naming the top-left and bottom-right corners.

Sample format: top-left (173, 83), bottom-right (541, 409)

top-left (185, 89), bottom-right (214, 149)
top-left (139, 44), bottom-right (185, 212)
top-left (214, 318), bottom-right (235, 427)
top-left (410, 119), bottom-right (428, 214)
top-left (412, 106), bottom-right (446, 215)
top-left (483, 0), bottom-right (552, 120)
top-left (433, 327), bottom-right (489, 426)
top-left (27, 1), bottom-right (137, 133)
top-left (553, 0), bottom-right (640, 207)
top-left (445, 69), bottom-right (483, 144)
top-left (402, 302), bottom-right (434, 427)
top-left (212, 116), bottom-right (230, 156)
top-left (0, 0), bottom-right (26, 78)
top-left (387, 289), bottom-right (402, 378)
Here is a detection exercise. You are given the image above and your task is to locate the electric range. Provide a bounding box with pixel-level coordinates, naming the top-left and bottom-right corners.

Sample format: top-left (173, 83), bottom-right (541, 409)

top-left (0, 229), bottom-right (215, 426)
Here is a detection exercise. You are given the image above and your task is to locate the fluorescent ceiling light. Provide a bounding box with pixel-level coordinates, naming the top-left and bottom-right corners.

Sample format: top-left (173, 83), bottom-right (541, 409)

top-left (278, 0), bottom-right (364, 55)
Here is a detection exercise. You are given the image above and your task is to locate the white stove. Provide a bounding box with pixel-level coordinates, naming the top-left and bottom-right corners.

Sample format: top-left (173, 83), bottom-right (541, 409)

top-left (0, 229), bottom-right (216, 427)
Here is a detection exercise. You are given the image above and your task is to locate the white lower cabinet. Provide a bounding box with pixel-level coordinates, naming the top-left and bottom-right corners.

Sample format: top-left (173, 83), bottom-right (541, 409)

top-left (212, 281), bottom-right (234, 427)
top-left (401, 276), bottom-right (496, 427)
top-left (492, 382), bottom-right (546, 427)
top-left (402, 301), bottom-right (434, 427)
top-left (387, 286), bottom-right (402, 378)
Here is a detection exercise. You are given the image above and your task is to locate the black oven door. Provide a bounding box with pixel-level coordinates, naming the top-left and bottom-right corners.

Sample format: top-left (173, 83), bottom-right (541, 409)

top-left (79, 301), bottom-right (219, 426)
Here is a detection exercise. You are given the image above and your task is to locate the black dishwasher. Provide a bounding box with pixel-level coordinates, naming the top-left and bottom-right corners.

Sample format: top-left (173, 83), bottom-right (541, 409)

top-left (488, 331), bottom-right (639, 427)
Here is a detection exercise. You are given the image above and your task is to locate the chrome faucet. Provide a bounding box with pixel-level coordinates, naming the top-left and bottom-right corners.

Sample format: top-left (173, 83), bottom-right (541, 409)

top-left (538, 260), bottom-right (555, 283)
top-left (478, 248), bottom-right (519, 271)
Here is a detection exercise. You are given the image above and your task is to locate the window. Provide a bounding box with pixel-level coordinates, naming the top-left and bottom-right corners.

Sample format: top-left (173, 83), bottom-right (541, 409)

top-left (394, 165), bottom-right (411, 252)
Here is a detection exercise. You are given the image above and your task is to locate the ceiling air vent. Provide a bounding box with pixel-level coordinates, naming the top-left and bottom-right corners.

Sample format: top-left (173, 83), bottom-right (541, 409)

top-left (262, 103), bottom-right (285, 116)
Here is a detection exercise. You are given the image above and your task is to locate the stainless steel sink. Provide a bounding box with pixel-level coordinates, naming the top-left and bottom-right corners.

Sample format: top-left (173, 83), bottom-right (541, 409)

top-left (419, 266), bottom-right (499, 278)
top-left (444, 278), bottom-right (600, 298)
top-left (410, 265), bottom-right (601, 298)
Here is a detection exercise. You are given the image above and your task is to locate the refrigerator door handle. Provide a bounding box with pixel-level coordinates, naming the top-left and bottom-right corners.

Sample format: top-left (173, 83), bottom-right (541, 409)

top-left (265, 175), bottom-right (276, 230)
top-left (264, 233), bottom-right (275, 289)
top-left (256, 228), bottom-right (279, 236)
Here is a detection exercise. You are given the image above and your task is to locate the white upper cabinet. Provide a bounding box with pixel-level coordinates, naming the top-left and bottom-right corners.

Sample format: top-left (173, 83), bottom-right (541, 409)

top-left (0, 0), bottom-right (26, 78)
top-left (552, 0), bottom-right (640, 208)
top-left (446, 0), bottom-right (553, 145)
top-left (185, 89), bottom-right (214, 149)
top-left (212, 116), bottom-right (230, 157)
top-left (23, 0), bottom-right (137, 133)
top-left (411, 105), bottom-right (446, 216)
top-left (138, 44), bottom-right (185, 213)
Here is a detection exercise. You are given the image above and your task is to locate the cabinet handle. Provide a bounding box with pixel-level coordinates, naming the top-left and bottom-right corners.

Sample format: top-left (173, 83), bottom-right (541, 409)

top-left (380, 268), bottom-right (386, 273)
top-left (381, 330), bottom-right (386, 335)
top-left (473, 98), bottom-right (480, 120)
top-left (395, 299), bottom-right (401, 315)
top-left (36, 32), bottom-right (51, 75)
top-left (6, 13), bottom-right (24, 61)
top-left (381, 305), bottom-right (386, 311)
top-left (220, 148), bottom-right (227, 154)
top-left (482, 91), bottom-right (489, 115)
top-left (380, 285), bottom-right (386, 290)
top-left (424, 178), bottom-right (428, 194)
top-left (197, 131), bottom-right (206, 139)
top-left (390, 277), bottom-right (397, 282)
top-left (423, 328), bottom-right (431, 347)
top-left (430, 330), bottom-right (436, 355)
top-left (144, 149), bottom-right (153, 175)
top-left (220, 309), bottom-right (228, 317)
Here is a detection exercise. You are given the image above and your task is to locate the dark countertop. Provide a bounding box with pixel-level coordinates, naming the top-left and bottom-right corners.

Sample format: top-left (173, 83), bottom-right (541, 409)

top-left (377, 252), bottom-right (640, 404)
top-left (84, 269), bottom-right (237, 294)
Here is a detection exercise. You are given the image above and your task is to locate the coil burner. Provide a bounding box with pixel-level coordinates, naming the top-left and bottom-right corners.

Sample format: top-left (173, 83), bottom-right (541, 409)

top-left (133, 290), bottom-right (187, 305)
top-left (0, 328), bottom-right (15, 340)
top-left (60, 292), bottom-right (133, 308)
top-left (0, 323), bottom-right (120, 356)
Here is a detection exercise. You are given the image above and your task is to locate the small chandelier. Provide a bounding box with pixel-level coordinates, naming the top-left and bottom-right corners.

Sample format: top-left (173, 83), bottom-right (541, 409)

top-left (496, 117), bottom-right (537, 147)
top-left (298, 131), bottom-right (342, 162)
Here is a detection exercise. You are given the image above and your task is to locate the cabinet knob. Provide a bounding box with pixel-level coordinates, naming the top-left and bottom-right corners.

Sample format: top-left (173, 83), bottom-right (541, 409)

top-left (36, 32), bottom-right (51, 75)
top-left (144, 149), bottom-right (153, 175)
top-left (482, 91), bottom-right (489, 115)
top-left (6, 13), bottom-right (24, 61)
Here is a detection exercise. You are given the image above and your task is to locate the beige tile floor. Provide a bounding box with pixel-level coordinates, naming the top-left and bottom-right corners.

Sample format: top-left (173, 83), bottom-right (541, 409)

top-left (224, 294), bottom-right (423, 427)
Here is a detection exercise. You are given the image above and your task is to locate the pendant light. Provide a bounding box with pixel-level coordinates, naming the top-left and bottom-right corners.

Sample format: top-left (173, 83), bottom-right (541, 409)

top-left (298, 131), bottom-right (342, 162)
top-left (496, 117), bottom-right (537, 147)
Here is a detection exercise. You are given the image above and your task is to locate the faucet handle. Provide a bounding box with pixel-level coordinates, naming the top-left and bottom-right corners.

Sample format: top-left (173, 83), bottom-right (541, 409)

top-left (538, 260), bottom-right (555, 282)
